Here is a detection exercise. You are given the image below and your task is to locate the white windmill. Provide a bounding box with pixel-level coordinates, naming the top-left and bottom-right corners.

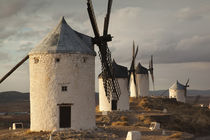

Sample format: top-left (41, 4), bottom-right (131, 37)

top-left (0, 0), bottom-right (122, 131)
top-left (128, 41), bottom-right (154, 97)
top-left (0, 17), bottom-right (96, 131)
top-left (29, 17), bottom-right (97, 131)
top-left (169, 79), bottom-right (189, 103)
top-left (99, 59), bottom-right (129, 111)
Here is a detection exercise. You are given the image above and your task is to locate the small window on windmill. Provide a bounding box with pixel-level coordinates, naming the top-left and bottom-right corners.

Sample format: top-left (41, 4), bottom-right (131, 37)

top-left (34, 57), bottom-right (39, 64)
top-left (61, 86), bottom-right (68, 92)
top-left (82, 57), bottom-right (87, 63)
top-left (55, 58), bottom-right (60, 63)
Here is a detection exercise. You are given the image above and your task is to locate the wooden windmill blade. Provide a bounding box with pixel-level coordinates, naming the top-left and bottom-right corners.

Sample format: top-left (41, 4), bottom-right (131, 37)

top-left (87, 0), bottom-right (108, 94)
top-left (0, 55), bottom-right (29, 84)
top-left (149, 55), bottom-right (155, 90)
top-left (87, 0), bottom-right (100, 38)
top-left (128, 42), bottom-right (135, 89)
top-left (101, 0), bottom-right (121, 101)
top-left (100, 42), bottom-right (121, 100)
top-left (184, 78), bottom-right (189, 97)
top-left (132, 41), bottom-right (135, 71)
top-left (129, 42), bottom-right (138, 74)
top-left (87, 0), bottom-right (121, 102)
top-left (134, 45), bottom-right (139, 60)
top-left (185, 78), bottom-right (189, 87)
top-left (103, 0), bottom-right (113, 36)
top-left (128, 42), bottom-right (138, 95)
top-left (133, 45), bottom-right (139, 96)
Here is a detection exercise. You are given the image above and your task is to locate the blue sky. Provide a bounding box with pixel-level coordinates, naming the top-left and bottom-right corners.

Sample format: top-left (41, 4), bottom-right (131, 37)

top-left (0, 0), bottom-right (210, 92)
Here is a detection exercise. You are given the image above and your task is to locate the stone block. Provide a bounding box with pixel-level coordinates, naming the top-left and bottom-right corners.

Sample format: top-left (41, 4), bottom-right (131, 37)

top-left (149, 122), bottom-right (160, 131)
top-left (126, 131), bottom-right (141, 140)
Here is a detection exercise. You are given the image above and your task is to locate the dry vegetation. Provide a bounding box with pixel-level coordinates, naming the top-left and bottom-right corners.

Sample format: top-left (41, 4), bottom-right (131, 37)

top-left (0, 101), bottom-right (30, 129)
top-left (1, 96), bottom-right (210, 139)
top-left (134, 97), bottom-right (210, 136)
top-left (168, 132), bottom-right (183, 139)
top-left (111, 121), bottom-right (128, 126)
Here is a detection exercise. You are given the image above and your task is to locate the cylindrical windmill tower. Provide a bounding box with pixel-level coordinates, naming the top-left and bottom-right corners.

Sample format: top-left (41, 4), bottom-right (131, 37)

top-left (99, 60), bottom-right (129, 111)
top-left (128, 42), bottom-right (154, 98)
top-left (29, 17), bottom-right (96, 131)
top-left (129, 42), bottom-right (139, 98)
top-left (135, 63), bottom-right (149, 97)
top-left (129, 73), bottom-right (137, 97)
top-left (169, 80), bottom-right (188, 103)
top-left (0, 0), bottom-right (120, 131)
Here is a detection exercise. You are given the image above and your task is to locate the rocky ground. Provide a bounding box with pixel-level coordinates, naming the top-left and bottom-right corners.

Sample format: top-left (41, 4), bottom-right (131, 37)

top-left (0, 97), bottom-right (210, 140)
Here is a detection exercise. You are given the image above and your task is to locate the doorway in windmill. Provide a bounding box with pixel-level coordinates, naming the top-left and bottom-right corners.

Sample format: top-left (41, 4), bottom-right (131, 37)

top-left (111, 100), bottom-right (117, 110)
top-left (59, 106), bottom-right (71, 128)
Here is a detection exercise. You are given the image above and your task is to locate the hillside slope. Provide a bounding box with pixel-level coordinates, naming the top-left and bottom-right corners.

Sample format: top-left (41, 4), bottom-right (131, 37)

top-left (0, 91), bottom-right (29, 103)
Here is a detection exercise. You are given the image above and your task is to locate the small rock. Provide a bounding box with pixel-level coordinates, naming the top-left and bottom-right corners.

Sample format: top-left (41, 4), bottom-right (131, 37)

top-left (126, 131), bottom-right (141, 140)
top-left (162, 130), bottom-right (166, 135)
top-left (162, 108), bottom-right (167, 113)
top-left (149, 122), bottom-right (160, 131)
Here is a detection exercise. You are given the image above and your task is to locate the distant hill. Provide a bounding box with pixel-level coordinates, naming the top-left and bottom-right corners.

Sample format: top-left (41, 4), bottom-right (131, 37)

top-left (0, 90), bottom-right (209, 104)
top-left (149, 89), bottom-right (210, 97)
top-left (0, 91), bottom-right (29, 103)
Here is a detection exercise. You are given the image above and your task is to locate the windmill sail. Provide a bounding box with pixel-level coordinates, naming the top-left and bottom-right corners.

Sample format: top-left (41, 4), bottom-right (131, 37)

top-left (184, 78), bottom-right (189, 97)
top-left (0, 55), bottom-right (29, 84)
top-left (87, 0), bottom-right (121, 102)
top-left (149, 55), bottom-right (155, 90)
top-left (128, 41), bottom-right (138, 97)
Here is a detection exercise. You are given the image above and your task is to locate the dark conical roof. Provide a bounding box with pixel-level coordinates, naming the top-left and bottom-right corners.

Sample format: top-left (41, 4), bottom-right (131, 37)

top-left (98, 59), bottom-right (128, 78)
top-left (170, 80), bottom-right (186, 90)
top-left (29, 17), bottom-right (96, 56)
top-left (136, 63), bottom-right (148, 74)
top-left (112, 59), bottom-right (128, 78)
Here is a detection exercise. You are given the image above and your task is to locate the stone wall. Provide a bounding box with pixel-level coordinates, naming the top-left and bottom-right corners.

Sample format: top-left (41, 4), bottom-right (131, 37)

top-left (99, 78), bottom-right (129, 111)
top-left (29, 53), bottom-right (95, 131)
top-left (130, 73), bottom-right (137, 97)
top-left (136, 74), bottom-right (149, 97)
top-left (169, 89), bottom-right (186, 103)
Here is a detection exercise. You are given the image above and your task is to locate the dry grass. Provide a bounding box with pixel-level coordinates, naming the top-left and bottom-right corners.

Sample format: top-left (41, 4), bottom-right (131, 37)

top-left (129, 97), bottom-right (137, 102)
top-left (138, 115), bottom-right (145, 121)
top-left (1, 96), bottom-right (209, 139)
top-left (137, 98), bottom-right (152, 111)
top-left (111, 121), bottom-right (128, 126)
top-left (24, 129), bottom-right (32, 134)
top-left (120, 116), bottom-right (128, 121)
top-left (95, 105), bottom-right (99, 112)
top-left (24, 129), bottom-right (50, 135)
top-left (169, 132), bottom-right (183, 138)
top-left (138, 115), bottom-right (152, 125)
top-left (96, 116), bottom-right (103, 122)
top-left (133, 97), bottom-right (210, 135)
top-left (143, 119), bottom-right (152, 125)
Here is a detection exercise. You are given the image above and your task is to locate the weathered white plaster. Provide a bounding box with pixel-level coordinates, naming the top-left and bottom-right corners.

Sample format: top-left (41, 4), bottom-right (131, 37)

top-left (29, 53), bottom-right (95, 131)
top-left (99, 78), bottom-right (129, 111)
top-left (126, 131), bottom-right (141, 140)
top-left (169, 89), bottom-right (186, 103)
top-left (129, 73), bottom-right (137, 97)
top-left (136, 74), bottom-right (149, 97)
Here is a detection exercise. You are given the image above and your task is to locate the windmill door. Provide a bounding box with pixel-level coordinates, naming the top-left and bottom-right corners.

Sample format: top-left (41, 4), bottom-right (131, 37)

top-left (112, 100), bottom-right (117, 110)
top-left (59, 106), bottom-right (71, 128)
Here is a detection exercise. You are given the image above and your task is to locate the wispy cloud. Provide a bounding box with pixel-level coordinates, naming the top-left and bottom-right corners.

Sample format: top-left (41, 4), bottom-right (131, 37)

top-left (0, 52), bottom-right (10, 62)
top-left (0, 0), bottom-right (210, 91)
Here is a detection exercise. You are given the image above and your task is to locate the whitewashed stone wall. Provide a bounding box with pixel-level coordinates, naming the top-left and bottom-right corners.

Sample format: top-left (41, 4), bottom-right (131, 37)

top-left (136, 74), bottom-right (149, 97)
top-left (169, 89), bottom-right (186, 103)
top-left (29, 53), bottom-right (95, 131)
top-left (129, 73), bottom-right (137, 97)
top-left (99, 78), bottom-right (129, 111)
